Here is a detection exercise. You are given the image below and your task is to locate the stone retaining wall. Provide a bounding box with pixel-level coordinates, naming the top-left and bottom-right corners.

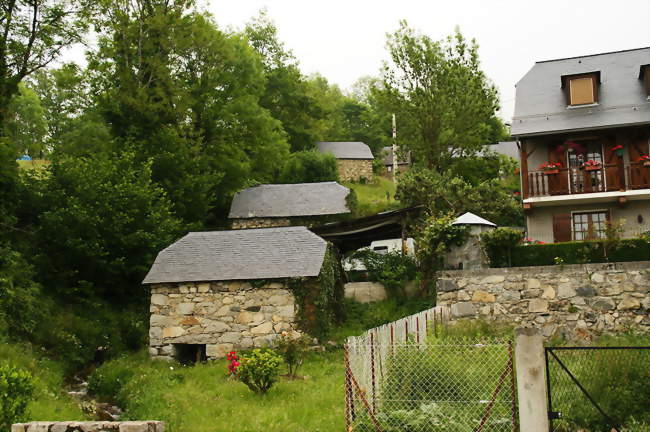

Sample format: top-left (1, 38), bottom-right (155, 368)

top-left (230, 217), bottom-right (291, 229)
top-left (336, 159), bottom-right (372, 182)
top-left (437, 261), bottom-right (650, 339)
top-left (12, 422), bottom-right (164, 432)
top-left (149, 280), bottom-right (300, 360)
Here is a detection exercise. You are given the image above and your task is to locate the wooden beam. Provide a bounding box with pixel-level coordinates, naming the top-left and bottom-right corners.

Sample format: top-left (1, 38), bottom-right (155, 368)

top-left (520, 140), bottom-right (530, 199)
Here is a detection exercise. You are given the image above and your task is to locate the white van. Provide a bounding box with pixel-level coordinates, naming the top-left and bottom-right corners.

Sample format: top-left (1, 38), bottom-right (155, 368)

top-left (342, 238), bottom-right (416, 272)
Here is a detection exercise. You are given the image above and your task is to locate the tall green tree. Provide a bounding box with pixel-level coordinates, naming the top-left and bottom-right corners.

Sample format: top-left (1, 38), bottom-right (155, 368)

top-left (380, 22), bottom-right (503, 170)
top-left (6, 84), bottom-right (48, 157)
top-left (244, 11), bottom-right (324, 152)
top-left (0, 0), bottom-right (90, 131)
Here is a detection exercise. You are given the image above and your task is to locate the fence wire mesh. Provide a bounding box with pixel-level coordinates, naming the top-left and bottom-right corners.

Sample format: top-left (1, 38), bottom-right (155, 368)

top-left (345, 338), bottom-right (518, 432)
top-left (546, 347), bottom-right (650, 432)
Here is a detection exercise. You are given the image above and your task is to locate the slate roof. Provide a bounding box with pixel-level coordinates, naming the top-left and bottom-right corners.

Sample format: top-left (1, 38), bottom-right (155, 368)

top-left (228, 182), bottom-right (350, 219)
top-left (142, 227), bottom-right (327, 284)
top-left (511, 47), bottom-right (650, 137)
top-left (381, 146), bottom-right (410, 166)
top-left (317, 141), bottom-right (374, 159)
top-left (452, 212), bottom-right (496, 227)
top-left (488, 141), bottom-right (519, 160)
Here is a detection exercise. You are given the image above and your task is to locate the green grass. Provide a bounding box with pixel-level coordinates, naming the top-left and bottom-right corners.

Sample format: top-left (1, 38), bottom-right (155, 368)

top-left (89, 350), bottom-right (344, 432)
top-left (16, 159), bottom-right (50, 171)
top-left (0, 342), bottom-right (87, 422)
top-left (344, 176), bottom-right (400, 217)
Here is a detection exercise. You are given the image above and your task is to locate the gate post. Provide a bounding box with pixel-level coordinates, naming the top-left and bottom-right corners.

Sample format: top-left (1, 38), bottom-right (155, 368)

top-left (514, 327), bottom-right (549, 432)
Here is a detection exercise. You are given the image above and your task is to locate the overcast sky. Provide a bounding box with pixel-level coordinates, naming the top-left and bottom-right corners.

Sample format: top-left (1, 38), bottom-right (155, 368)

top-left (204, 0), bottom-right (650, 121)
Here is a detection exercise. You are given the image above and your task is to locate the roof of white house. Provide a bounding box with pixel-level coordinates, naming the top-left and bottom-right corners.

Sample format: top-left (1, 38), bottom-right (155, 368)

top-left (142, 227), bottom-right (327, 284)
top-left (317, 141), bottom-right (374, 160)
top-left (228, 182), bottom-right (350, 219)
top-left (511, 47), bottom-right (650, 137)
top-left (452, 212), bottom-right (496, 227)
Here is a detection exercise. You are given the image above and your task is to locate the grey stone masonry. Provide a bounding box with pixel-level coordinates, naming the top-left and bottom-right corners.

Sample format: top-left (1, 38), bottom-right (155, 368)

top-left (12, 422), bottom-right (164, 432)
top-left (437, 261), bottom-right (650, 339)
top-left (149, 280), bottom-right (300, 360)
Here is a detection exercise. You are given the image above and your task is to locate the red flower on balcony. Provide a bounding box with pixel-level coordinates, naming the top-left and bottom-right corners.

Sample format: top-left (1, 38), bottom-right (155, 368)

top-left (581, 160), bottom-right (602, 170)
top-left (539, 162), bottom-right (562, 170)
top-left (638, 155), bottom-right (650, 161)
top-left (611, 145), bottom-right (623, 151)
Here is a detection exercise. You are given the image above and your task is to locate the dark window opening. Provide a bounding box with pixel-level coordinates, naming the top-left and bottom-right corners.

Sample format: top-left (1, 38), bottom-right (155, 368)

top-left (173, 344), bottom-right (207, 365)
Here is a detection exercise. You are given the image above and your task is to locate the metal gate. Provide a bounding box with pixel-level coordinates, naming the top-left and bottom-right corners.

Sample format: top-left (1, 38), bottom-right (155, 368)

top-left (545, 346), bottom-right (650, 432)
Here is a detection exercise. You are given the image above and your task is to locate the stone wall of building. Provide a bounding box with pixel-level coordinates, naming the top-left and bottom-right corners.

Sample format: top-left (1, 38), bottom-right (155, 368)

top-left (149, 280), bottom-right (300, 360)
top-left (230, 217), bottom-right (291, 229)
top-left (437, 261), bottom-right (650, 339)
top-left (12, 422), bottom-right (164, 432)
top-left (337, 159), bottom-right (373, 182)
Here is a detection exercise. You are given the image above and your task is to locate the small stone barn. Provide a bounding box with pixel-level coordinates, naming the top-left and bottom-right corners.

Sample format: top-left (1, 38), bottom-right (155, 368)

top-left (143, 227), bottom-right (331, 362)
top-left (228, 182), bottom-right (351, 229)
top-left (317, 141), bottom-right (374, 182)
top-left (381, 146), bottom-right (410, 177)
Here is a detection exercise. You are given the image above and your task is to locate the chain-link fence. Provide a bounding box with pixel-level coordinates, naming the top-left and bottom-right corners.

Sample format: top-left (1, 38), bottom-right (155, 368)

top-left (545, 346), bottom-right (650, 432)
top-left (344, 338), bottom-right (518, 432)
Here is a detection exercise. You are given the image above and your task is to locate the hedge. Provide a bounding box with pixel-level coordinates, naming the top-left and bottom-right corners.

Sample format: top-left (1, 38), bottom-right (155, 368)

top-left (497, 239), bottom-right (650, 268)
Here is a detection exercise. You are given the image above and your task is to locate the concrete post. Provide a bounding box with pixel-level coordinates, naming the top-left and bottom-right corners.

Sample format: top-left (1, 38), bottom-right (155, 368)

top-left (514, 327), bottom-right (549, 432)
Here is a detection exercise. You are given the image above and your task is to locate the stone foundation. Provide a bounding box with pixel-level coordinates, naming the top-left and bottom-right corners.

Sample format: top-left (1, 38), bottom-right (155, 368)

top-left (437, 261), bottom-right (650, 339)
top-left (336, 159), bottom-right (373, 182)
top-left (12, 422), bottom-right (164, 432)
top-left (230, 217), bottom-right (292, 229)
top-left (149, 280), bottom-right (300, 360)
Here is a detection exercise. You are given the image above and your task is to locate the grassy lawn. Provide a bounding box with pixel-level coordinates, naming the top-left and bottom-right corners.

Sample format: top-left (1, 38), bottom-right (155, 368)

top-left (89, 350), bottom-right (344, 432)
top-left (344, 175), bottom-right (400, 217)
top-left (17, 159), bottom-right (50, 171)
top-left (0, 342), bottom-right (88, 422)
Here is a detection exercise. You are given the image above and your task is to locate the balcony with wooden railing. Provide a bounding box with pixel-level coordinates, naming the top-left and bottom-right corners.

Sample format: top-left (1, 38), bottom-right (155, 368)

top-left (526, 162), bottom-right (650, 198)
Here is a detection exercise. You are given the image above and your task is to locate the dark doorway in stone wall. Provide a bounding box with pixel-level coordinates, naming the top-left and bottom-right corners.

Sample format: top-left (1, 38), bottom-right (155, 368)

top-left (173, 344), bottom-right (207, 365)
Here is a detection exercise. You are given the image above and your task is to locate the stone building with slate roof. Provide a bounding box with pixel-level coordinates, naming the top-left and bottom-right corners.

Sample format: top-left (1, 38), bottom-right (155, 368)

top-left (228, 182), bottom-right (351, 229)
top-left (143, 227), bottom-right (329, 361)
top-left (317, 141), bottom-right (374, 182)
top-left (380, 146), bottom-right (410, 177)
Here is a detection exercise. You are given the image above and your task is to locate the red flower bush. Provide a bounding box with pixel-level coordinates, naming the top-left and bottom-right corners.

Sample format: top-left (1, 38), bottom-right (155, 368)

top-left (226, 351), bottom-right (240, 375)
top-left (581, 159), bottom-right (602, 169)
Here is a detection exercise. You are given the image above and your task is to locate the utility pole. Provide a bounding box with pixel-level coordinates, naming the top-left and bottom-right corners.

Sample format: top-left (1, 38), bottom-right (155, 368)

top-left (392, 113), bottom-right (398, 183)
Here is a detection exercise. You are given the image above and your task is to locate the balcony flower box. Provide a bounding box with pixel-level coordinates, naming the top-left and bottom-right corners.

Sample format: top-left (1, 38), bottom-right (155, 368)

top-left (638, 156), bottom-right (650, 167)
top-left (581, 160), bottom-right (602, 171)
top-left (644, 161), bottom-right (650, 167)
top-left (539, 162), bottom-right (562, 175)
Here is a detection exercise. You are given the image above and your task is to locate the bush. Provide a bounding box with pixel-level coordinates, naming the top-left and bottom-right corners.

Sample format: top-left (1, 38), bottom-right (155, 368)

top-left (509, 239), bottom-right (650, 268)
top-left (480, 227), bottom-right (524, 268)
top-left (275, 333), bottom-right (310, 378)
top-left (351, 250), bottom-right (417, 300)
top-left (87, 357), bottom-right (137, 403)
top-left (279, 151), bottom-right (338, 184)
top-left (235, 349), bottom-right (282, 394)
top-left (0, 363), bottom-right (35, 430)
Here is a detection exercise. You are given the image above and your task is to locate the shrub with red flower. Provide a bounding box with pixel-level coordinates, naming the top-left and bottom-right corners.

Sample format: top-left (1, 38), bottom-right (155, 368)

top-left (226, 351), bottom-right (240, 376)
top-left (638, 155), bottom-right (650, 162)
top-left (611, 145), bottom-right (623, 151)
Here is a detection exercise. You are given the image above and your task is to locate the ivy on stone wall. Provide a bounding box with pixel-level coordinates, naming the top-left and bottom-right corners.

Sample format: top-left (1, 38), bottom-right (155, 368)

top-left (289, 244), bottom-right (344, 340)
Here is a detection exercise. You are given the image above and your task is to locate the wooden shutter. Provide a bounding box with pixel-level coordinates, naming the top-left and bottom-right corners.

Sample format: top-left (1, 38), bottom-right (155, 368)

top-left (629, 133), bottom-right (650, 189)
top-left (570, 77), bottom-right (595, 105)
top-left (603, 136), bottom-right (623, 191)
top-left (553, 213), bottom-right (572, 243)
top-left (548, 143), bottom-right (569, 195)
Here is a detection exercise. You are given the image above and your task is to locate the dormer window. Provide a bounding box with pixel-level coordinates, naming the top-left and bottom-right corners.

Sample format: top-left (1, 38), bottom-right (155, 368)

top-left (640, 64), bottom-right (650, 97)
top-left (561, 72), bottom-right (600, 106)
